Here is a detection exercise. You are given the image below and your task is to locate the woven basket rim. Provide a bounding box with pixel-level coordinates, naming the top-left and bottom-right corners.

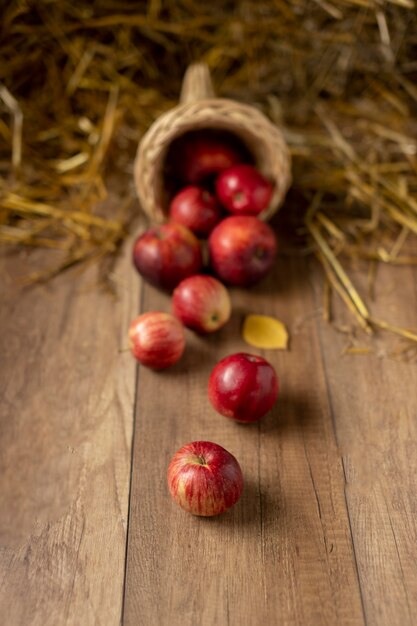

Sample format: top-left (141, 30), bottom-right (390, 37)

top-left (134, 95), bottom-right (292, 223)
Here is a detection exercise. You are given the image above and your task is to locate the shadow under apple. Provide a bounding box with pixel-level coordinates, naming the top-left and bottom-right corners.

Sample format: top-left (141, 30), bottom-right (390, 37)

top-left (196, 476), bottom-right (279, 529)
top-left (259, 389), bottom-right (321, 435)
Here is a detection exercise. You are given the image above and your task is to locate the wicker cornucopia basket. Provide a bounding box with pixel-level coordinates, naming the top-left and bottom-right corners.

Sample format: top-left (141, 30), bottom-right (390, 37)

top-left (134, 63), bottom-right (291, 222)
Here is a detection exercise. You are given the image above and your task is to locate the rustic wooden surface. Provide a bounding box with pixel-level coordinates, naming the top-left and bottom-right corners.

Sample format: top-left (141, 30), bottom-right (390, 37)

top-left (0, 219), bottom-right (141, 625)
top-left (1, 214), bottom-right (416, 626)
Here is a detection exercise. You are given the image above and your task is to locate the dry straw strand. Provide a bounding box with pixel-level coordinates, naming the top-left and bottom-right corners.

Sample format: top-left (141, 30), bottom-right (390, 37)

top-left (0, 1), bottom-right (416, 342)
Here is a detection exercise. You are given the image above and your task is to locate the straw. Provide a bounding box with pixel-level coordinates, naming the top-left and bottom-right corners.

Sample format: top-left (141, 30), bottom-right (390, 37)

top-left (0, 1), bottom-right (415, 342)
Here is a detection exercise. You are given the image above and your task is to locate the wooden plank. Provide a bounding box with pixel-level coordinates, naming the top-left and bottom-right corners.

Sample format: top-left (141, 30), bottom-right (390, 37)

top-left (0, 219), bottom-right (140, 624)
top-left (311, 261), bottom-right (417, 626)
top-left (123, 250), bottom-right (365, 625)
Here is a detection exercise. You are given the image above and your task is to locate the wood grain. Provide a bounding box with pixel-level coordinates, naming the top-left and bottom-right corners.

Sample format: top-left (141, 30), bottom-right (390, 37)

top-left (311, 262), bottom-right (417, 626)
top-left (123, 252), bottom-right (366, 626)
top-left (1, 210), bottom-right (416, 626)
top-left (0, 218), bottom-right (141, 625)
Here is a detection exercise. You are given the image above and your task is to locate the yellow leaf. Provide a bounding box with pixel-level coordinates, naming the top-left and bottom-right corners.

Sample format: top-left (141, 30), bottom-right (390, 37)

top-left (242, 314), bottom-right (289, 350)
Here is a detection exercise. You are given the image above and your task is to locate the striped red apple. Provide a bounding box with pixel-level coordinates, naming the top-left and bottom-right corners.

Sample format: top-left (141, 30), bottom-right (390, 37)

top-left (215, 164), bottom-right (273, 216)
top-left (167, 441), bottom-right (243, 516)
top-left (172, 274), bottom-right (231, 334)
top-left (129, 312), bottom-right (185, 369)
top-left (169, 186), bottom-right (222, 237)
top-left (208, 353), bottom-right (279, 422)
top-left (208, 215), bottom-right (277, 287)
top-left (133, 222), bottom-right (202, 291)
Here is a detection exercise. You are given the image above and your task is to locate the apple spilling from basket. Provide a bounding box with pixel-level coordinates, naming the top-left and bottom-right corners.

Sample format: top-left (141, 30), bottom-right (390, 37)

top-left (129, 132), bottom-right (281, 517)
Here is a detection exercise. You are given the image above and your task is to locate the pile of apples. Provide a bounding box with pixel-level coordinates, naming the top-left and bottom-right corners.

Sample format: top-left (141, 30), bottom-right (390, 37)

top-left (129, 132), bottom-right (280, 517)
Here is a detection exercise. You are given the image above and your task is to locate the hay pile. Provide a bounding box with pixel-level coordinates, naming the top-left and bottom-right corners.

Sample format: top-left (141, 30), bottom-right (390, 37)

top-left (1, 1), bottom-right (416, 339)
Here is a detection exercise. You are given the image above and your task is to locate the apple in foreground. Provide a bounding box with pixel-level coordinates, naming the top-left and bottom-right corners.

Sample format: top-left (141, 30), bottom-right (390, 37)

top-left (129, 312), bottom-right (185, 369)
top-left (133, 223), bottom-right (202, 291)
top-left (208, 215), bottom-right (277, 286)
top-left (169, 185), bottom-right (222, 238)
top-left (172, 275), bottom-right (231, 334)
top-left (178, 134), bottom-right (243, 184)
top-left (208, 353), bottom-right (279, 422)
top-left (167, 441), bottom-right (244, 516)
top-left (215, 164), bottom-right (273, 216)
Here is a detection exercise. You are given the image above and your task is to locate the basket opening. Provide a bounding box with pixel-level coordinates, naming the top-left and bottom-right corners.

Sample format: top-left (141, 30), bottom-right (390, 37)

top-left (160, 127), bottom-right (257, 216)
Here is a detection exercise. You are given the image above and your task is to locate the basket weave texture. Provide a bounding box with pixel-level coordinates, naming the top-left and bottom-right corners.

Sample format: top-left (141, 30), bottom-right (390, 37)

top-left (134, 64), bottom-right (292, 222)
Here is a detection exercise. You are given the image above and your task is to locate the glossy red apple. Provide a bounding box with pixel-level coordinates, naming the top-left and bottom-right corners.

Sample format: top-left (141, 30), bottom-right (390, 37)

top-left (215, 164), bottom-right (273, 216)
top-left (133, 223), bottom-right (202, 291)
top-left (172, 274), bottom-right (231, 334)
top-left (169, 185), bottom-right (222, 237)
top-left (167, 441), bottom-right (244, 516)
top-left (208, 353), bottom-right (279, 422)
top-left (208, 215), bottom-right (277, 286)
top-left (178, 134), bottom-right (243, 183)
top-left (129, 312), bottom-right (185, 369)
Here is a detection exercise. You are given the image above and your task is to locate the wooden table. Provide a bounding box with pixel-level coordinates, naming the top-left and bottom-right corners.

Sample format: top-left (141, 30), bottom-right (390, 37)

top-left (1, 206), bottom-right (416, 626)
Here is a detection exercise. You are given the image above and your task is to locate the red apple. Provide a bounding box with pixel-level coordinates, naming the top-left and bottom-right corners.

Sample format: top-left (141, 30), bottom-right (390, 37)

top-left (129, 312), bottom-right (185, 369)
top-left (133, 223), bottom-right (202, 291)
top-left (208, 215), bottom-right (277, 286)
top-left (167, 441), bottom-right (244, 516)
top-left (208, 353), bottom-right (279, 423)
top-left (169, 186), bottom-right (222, 238)
top-left (172, 274), bottom-right (231, 334)
top-left (178, 134), bottom-right (243, 183)
top-left (215, 164), bottom-right (273, 216)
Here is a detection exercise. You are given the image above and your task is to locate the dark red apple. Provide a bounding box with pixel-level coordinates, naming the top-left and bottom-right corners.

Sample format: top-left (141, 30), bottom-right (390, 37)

top-left (178, 135), bottom-right (243, 184)
top-left (169, 185), bottom-right (222, 237)
top-left (215, 164), bottom-right (273, 216)
top-left (208, 353), bottom-right (279, 423)
top-left (172, 274), bottom-right (231, 334)
top-left (167, 441), bottom-right (244, 516)
top-left (133, 223), bottom-right (202, 291)
top-left (208, 216), bottom-right (277, 286)
top-left (129, 312), bottom-right (185, 369)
